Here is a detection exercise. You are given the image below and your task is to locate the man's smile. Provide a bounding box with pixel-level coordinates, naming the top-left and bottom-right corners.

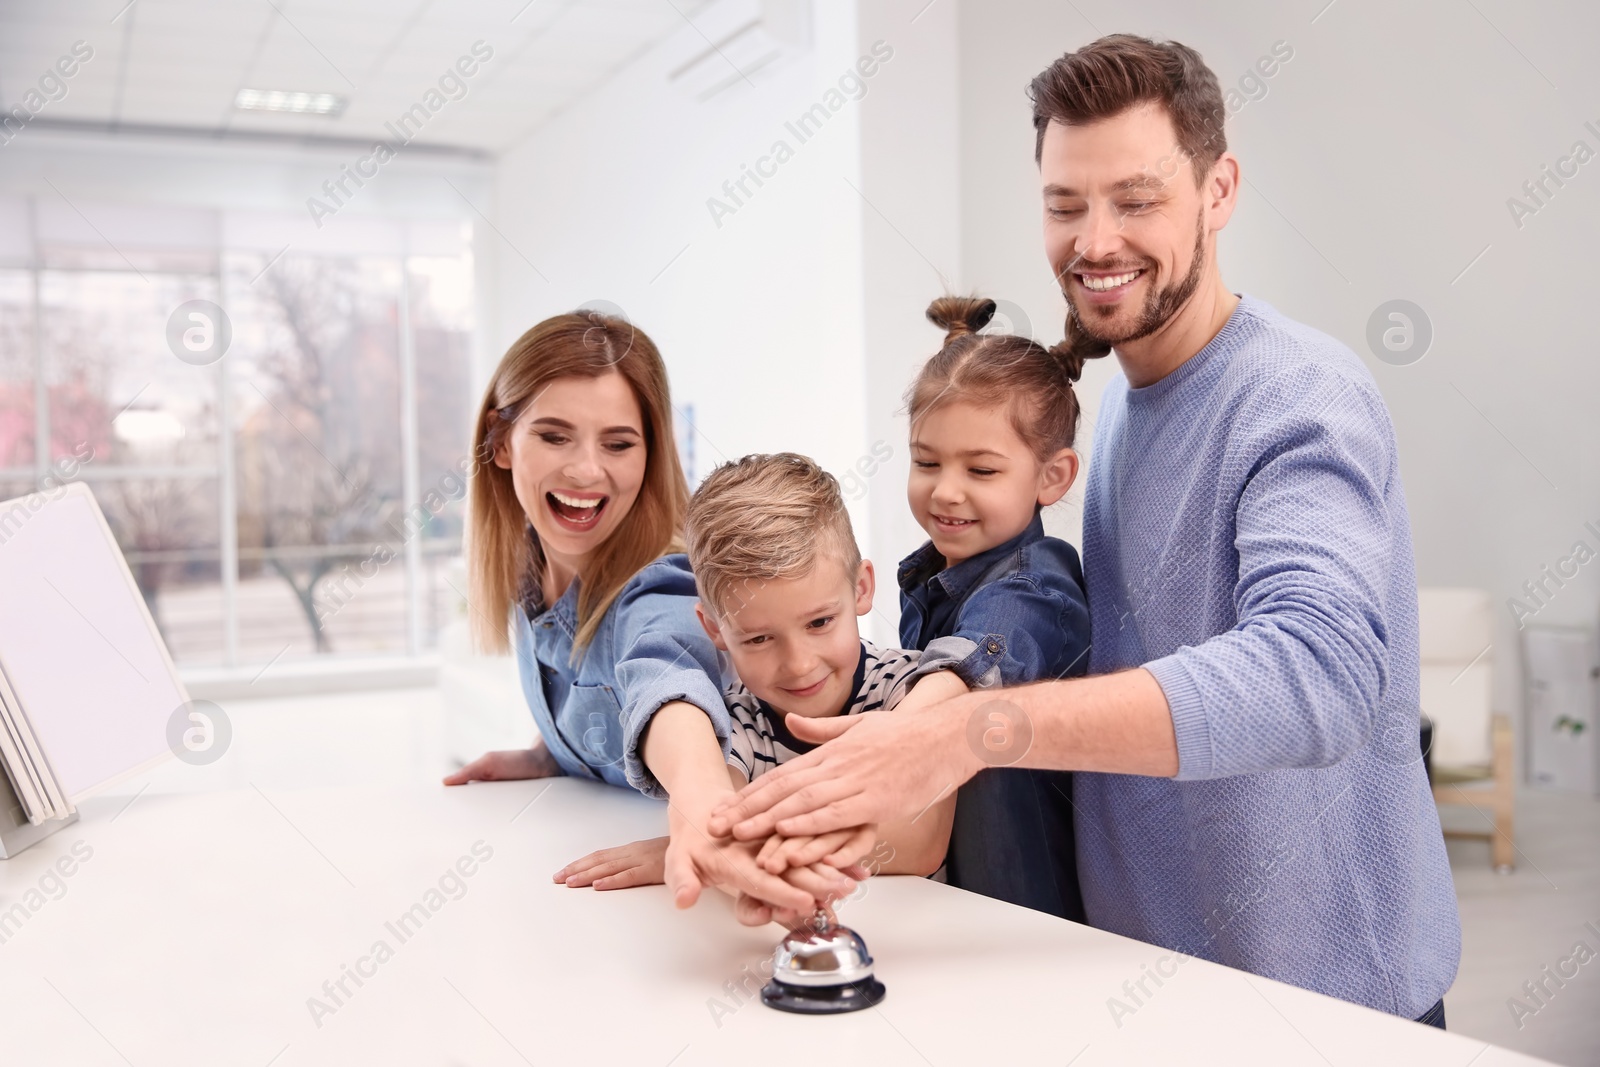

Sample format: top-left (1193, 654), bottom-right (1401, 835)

top-left (1076, 268), bottom-right (1146, 302)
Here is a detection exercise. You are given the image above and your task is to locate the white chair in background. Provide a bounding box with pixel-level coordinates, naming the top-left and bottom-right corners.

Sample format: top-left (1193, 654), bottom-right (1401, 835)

top-left (1418, 586), bottom-right (1515, 871)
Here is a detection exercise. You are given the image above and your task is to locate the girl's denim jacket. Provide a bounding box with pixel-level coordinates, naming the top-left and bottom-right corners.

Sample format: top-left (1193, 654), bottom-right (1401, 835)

top-left (511, 553), bottom-right (733, 799)
top-left (898, 513), bottom-right (1092, 687)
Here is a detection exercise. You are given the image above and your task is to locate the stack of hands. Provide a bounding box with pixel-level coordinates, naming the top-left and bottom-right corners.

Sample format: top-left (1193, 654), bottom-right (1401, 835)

top-left (552, 800), bottom-right (879, 928)
top-left (451, 707), bottom-right (954, 928)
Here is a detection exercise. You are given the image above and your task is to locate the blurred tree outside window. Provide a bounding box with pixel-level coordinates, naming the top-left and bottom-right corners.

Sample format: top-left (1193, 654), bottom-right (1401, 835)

top-left (0, 197), bottom-right (475, 671)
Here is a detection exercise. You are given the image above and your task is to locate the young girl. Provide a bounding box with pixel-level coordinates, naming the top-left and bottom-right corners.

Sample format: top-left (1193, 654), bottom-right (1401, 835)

top-left (894, 295), bottom-right (1097, 921)
top-left (444, 309), bottom-right (850, 917)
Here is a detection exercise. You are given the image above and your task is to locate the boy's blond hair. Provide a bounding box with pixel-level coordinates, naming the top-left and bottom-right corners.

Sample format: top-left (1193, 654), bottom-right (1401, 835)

top-left (684, 453), bottom-right (863, 621)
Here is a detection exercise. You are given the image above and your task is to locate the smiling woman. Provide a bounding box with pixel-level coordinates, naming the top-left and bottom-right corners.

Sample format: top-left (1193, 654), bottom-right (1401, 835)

top-left (446, 309), bottom-right (733, 796)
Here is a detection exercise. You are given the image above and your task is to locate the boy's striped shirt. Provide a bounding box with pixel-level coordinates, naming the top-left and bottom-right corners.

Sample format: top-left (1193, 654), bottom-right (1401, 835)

top-left (725, 640), bottom-right (920, 783)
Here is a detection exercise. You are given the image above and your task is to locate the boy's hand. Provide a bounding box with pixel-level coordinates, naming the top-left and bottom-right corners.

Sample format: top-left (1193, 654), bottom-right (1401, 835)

top-left (554, 837), bottom-right (667, 890)
top-left (443, 744), bottom-right (560, 785)
top-left (754, 825), bottom-right (878, 874)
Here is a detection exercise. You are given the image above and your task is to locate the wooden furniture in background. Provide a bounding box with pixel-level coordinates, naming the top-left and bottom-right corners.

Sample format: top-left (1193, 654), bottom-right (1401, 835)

top-left (1419, 587), bottom-right (1515, 872)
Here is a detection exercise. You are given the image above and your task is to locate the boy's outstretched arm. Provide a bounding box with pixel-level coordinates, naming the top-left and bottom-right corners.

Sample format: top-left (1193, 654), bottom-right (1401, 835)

top-left (642, 701), bottom-right (860, 914)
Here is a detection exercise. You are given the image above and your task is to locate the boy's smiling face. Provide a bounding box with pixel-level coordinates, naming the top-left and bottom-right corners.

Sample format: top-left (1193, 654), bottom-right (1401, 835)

top-left (697, 553), bottom-right (875, 720)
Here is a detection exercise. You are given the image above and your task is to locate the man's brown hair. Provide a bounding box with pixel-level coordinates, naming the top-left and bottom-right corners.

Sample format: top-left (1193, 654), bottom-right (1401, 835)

top-left (684, 453), bottom-right (861, 622)
top-left (1029, 34), bottom-right (1227, 186)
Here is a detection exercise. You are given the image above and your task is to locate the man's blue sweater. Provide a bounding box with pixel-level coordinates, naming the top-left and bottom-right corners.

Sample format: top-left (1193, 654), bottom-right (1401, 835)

top-left (1078, 293), bottom-right (1460, 1017)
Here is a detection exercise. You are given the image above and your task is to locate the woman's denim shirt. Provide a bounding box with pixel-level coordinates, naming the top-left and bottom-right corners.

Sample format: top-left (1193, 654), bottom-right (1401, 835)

top-left (511, 553), bottom-right (733, 799)
top-left (898, 512), bottom-right (1091, 686)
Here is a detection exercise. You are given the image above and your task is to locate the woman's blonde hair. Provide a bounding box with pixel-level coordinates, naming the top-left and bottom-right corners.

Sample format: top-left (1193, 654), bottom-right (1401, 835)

top-left (467, 310), bottom-right (688, 654)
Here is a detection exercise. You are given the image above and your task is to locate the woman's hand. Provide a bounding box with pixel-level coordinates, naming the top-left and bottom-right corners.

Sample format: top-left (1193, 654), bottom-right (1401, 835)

top-left (442, 742), bottom-right (561, 785)
top-left (555, 837), bottom-right (667, 890)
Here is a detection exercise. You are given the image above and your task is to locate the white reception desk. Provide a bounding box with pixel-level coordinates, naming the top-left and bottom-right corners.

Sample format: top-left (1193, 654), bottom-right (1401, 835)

top-left (0, 778), bottom-right (1554, 1066)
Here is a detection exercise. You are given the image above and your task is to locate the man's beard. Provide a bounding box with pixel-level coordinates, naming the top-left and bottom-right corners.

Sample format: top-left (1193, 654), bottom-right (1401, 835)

top-left (1059, 209), bottom-right (1207, 350)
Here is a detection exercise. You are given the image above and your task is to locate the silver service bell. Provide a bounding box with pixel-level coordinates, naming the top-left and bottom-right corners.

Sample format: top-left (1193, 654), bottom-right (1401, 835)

top-left (760, 909), bottom-right (886, 1014)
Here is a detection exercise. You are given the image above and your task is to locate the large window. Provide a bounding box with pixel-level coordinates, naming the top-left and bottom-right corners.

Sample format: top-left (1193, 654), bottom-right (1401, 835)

top-left (0, 195), bottom-right (476, 670)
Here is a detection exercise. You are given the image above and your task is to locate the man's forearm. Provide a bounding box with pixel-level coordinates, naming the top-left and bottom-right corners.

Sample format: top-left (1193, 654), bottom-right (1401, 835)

top-left (705, 670), bottom-right (1180, 845)
top-left (967, 667), bottom-right (1179, 778)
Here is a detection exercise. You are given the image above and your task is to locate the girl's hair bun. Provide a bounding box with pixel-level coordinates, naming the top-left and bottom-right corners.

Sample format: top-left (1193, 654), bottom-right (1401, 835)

top-left (926, 296), bottom-right (997, 345)
top-left (1048, 312), bottom-right (1112, 384)
top-left (1047, 338), bottom-right (1088, 385)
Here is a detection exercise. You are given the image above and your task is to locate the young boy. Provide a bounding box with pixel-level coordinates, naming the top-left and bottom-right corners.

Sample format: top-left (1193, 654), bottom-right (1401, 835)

top-left (553, 453), bottom-right (961, 908)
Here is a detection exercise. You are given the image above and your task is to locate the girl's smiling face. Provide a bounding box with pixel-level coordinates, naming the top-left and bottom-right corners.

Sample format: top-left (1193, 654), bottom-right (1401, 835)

top-left (493, 372), bottom-right (647, 581)
top-left (908, 399), bottom-right (1078, 567)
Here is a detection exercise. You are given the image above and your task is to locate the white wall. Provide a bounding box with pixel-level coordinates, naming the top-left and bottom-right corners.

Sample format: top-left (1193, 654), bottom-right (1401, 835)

top-left (489, 0), bottom-right (900, 634)
top-left (488, 0), bottom-right (979, 639)
top-left (33, 0), bottom-right (1593, 729)
top-left (955, 0), bottom-right (1600, 729)
top-left (856, 1), bottom-right (962, 632)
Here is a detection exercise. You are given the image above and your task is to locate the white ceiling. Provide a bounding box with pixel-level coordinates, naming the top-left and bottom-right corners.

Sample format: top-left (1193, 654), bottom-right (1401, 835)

top-left (0, 0), bottom-right (716, 155)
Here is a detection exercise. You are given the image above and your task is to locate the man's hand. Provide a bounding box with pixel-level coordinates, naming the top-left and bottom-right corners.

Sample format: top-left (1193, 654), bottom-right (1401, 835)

top-left (554, 837), bottom-right (667, 890)
top-left (708, 672), bottom-right (1179, 850)
top-left (443, 743), bottom-right (560, 786)
top-left (707, 699), bottom-right (977, 842)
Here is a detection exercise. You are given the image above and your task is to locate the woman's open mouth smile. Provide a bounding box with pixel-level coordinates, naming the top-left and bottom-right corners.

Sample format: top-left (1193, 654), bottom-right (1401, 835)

top-left (546, 490), bottom-right (608, 532)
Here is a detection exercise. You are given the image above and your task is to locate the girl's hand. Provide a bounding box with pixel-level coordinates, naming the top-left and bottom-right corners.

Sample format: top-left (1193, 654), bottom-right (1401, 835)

top-left (555, 837), bottom-right (667, 890)
top-left (754, 825), bottom-right (878, 874)
top-left (442, 743), bottom-right (561, 785)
